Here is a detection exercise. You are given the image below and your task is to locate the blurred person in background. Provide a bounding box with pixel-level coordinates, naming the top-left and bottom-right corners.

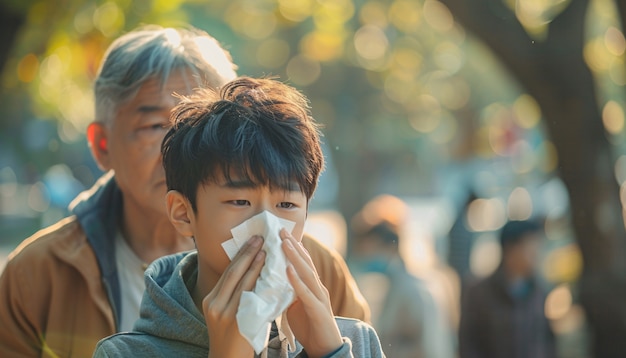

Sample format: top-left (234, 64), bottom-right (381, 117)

top-left (349, 194), bottom-right (456, 358)
top-left (0, 25), bottom-right (369, 357)
top-left (446, 190), bottom-right (479, 291)
top-left (459, 219), bottom-right (556, 358)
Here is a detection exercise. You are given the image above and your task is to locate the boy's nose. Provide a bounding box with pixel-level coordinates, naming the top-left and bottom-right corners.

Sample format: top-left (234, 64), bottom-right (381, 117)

top-left (254, 201), bottom-right (279, 217)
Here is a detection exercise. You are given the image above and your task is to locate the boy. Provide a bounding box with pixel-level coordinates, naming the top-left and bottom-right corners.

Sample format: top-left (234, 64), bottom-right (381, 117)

top-left (93, 77), bottom-right (384, 357)
top-left (0, 26), bottom-right (368, 357)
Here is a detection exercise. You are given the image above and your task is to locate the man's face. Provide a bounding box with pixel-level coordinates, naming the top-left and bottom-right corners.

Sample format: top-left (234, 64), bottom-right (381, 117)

top-left (105, 70), bottom-right (195, 215)
top-left (189, 177), bottom-right (308, 288)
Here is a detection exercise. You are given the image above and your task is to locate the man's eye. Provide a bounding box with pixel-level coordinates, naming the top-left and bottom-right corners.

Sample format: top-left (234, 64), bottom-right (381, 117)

top-left (139, 123), bottom-right (167, 132)
top-left (149, 123), bottom-right (167, 130)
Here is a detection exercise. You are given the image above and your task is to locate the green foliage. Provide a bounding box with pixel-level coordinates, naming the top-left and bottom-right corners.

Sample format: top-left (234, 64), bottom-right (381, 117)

top-left (0, 0), bottom-right (622, 202)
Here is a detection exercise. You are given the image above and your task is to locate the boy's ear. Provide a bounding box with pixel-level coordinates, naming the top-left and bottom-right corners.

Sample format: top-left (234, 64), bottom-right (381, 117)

top-left (87, 122), bottom-right (111, 171)
top-left (166, 190), bottom-right (194, 237)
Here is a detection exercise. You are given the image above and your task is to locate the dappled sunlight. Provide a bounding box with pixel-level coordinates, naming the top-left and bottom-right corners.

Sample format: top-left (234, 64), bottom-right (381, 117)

top-left (358, 1), bottom-right (388, 28)
top-left (93, 2), bottom-right (124, 37)
top-left (618, 183), bottom-right (626, 229)
top-left (388, 0), bottom-right (422, 33)
top-left (512, 94), bottom-right (541, 129)
top-left (604, 26), bottom-right (626, 56)
top-left (255, 38), bottom-right (291, 69)
top-left (285, 54), bottom-right (321, 86)
top-left (507, 187), bottom-right (533, 221)
top-left (390, 46), bottom-right (423, 73)
top-left (540, 140), bottom-right (559, 172)
top-left (437, 76), bottom-right (470, 110)
top-left (469, 233), bottom-right (501, 278)
top-left (543, 243), bottom-right (583, 283)
top-left (1, 1), bottom-right (625, 354)
top-left (304, 210), bottom-right (348, 256)
top-left (511, 0), bottom-right (571, 39)
top-left (301, 30), bottom-right (345, 62)
top-left (39, 53), bottom-right (64, 87)
top-left (585, 37), bottom-right (614, 72)
top-left (510, 140), bottom-right (536, 174)
top-left (430, 112), bottom-right (457, 145)
top-left (354, 25), bottom-right (389, 62)
top-left (614, 156), bottom-right (626, 184)
top-left (602, 100), bottom-right (625, 135)
top-left (545, 283), bottom-right (572, 321)
top-left (277, 0), bottom-right (315, 22)
top-left (422, 0), bottom-right (454, 33)
top-left (17, 54), bottom-right (38, 83)
top-left (226, 5), bottom-right (277, 40)
top-left (586, 0), bottom-right (625, 87)
top-left (433, 42), bottom-right (464, 75)
top-left (73, 5), bottom-right (96, 34)
top-left (408, 95), bottom-right (441, 133)
top-left (467, 198), bottom-right (506, 232)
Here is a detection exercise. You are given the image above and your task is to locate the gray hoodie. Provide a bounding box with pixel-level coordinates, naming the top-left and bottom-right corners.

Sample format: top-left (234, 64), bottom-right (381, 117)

top-left (93, 251), bottom-right (385, 358)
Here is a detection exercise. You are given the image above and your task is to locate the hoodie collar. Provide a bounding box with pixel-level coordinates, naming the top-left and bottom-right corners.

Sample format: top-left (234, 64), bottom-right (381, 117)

top-left (136, 252), bottom-right (208, 347)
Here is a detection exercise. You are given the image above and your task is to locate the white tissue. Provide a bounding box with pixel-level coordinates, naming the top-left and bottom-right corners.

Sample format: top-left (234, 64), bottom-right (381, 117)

top-left (221, 211), bottom-right (297, 354)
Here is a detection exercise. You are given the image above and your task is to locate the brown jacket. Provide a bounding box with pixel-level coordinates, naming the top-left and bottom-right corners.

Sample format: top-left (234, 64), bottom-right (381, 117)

top-left (0, 175), bottom-right (369, 358)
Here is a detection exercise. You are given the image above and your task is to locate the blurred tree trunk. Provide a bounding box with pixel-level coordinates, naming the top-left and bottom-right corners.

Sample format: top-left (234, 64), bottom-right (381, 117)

top-left (0, 2), bottom-right (26, 75)
top-left (439, 0), bottom-right (626, 356)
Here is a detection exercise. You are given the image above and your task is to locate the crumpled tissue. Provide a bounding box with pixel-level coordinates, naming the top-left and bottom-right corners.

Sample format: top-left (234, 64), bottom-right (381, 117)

top-left (221, 211), bottom-right (297, 354)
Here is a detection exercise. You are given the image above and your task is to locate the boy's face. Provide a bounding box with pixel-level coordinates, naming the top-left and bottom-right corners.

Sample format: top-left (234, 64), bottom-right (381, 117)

top-left (172, 175), bottom-right (309, 288)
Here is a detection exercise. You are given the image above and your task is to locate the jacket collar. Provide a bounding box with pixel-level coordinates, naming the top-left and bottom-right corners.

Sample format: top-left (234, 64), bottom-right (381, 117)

top-left (69, 170), bottom-right (123, 328)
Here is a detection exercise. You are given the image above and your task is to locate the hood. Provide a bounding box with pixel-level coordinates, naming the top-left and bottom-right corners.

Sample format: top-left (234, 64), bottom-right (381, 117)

top-left (134, 251), bottom-right (208, 349)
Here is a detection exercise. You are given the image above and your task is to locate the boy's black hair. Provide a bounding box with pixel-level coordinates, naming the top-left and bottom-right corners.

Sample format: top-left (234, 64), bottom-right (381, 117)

top-left (499, 219), bottom-right (542, 249)
top-left (161, 76), bottom-right (325, 211)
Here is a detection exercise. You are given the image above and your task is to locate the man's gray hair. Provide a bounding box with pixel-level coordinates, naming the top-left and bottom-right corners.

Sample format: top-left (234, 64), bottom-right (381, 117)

top-left (94, 25), bottom-right (237, 125)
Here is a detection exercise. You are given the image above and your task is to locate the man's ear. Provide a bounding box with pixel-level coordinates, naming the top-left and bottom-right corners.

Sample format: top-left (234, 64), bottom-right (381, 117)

top-left (166, 190), bottom-right (194, 238)
top-left (87, 122), bottom-right (111, 171)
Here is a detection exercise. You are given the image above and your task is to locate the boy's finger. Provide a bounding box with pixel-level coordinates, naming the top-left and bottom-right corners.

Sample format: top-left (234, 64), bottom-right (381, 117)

top-left (234, 249), bottom-right (266, 294)
top-left (212, 236), bottom-right (264, 306)
top-left (280, 229), bottom-right (315, 269)
top-left (282, 236), bottom-right (325, 300)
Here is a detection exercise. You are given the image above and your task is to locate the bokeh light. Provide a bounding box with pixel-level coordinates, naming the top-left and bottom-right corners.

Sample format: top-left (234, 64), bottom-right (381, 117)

top-left (545, 283), bottom-right (573, 320)
top-left (602, 100), bottom-right (624, 135)
top-left (467, 197), bottom-right (506, 232)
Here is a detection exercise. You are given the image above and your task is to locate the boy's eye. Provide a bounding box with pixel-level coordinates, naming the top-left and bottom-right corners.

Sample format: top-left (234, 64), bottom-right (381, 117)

top-left (230, 200), bottom-right (250, 206)
top-left (278, 202), bottom-right (296, 209)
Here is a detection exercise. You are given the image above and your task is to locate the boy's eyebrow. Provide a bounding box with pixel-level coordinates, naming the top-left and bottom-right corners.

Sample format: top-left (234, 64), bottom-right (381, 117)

top-left (221, 179), bottom-right (256, 189)
top-left (221, 179), bottom-right (302, 192)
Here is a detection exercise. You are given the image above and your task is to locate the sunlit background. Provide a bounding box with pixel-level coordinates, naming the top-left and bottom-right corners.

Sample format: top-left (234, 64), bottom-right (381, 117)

top-left (1, 0), bottom-right (625, 356)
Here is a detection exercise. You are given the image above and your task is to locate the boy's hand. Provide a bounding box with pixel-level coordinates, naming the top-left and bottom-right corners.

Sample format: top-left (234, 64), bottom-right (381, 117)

top-left (281, 229), bottom-right (343, 358)
top-left (203, 235), bottom-right (265, 358)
